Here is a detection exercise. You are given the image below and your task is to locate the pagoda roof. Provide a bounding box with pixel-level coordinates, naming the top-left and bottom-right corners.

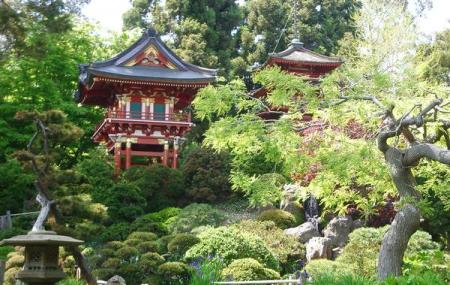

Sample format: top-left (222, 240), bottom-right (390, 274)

top-left (78, 28), bottom-right (216, 87)
top-left (265, 39), bottom-right (343, 67)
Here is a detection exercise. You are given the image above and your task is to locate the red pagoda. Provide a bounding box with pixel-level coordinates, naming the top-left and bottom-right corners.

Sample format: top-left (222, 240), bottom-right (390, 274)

top-left (251, 39), bottom-right (342, 120)
top-left (263, 39), bottom-right (342, 78)
top-left (75, 29), bottom-right (216, 172)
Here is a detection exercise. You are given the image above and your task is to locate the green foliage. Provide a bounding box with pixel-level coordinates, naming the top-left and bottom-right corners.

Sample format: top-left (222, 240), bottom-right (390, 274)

top-left (182, 146), bottom-right (232, 203)
top-left (305, 259), bottom-right (354, 278)
top-left (132, 207), bottom-right (181, 236)
top-left (306, 273), bottom-right (375, 285)
top-left (99, 223), bottom-right (133, 243)
top-left (403, 250), bottom-right (450, 282)
top-left (168, 234), bottom-right (200, 259)
top-left (221, 258), bottom-right (280, 281)
top-left (416, 29), bottom-right (450, 85)
top-left (257, 209), bottom-right (297, 229)
top-left (123, 165), bottom-right (185, 212)
top-left (231, 220), bottom-right (304, 273)
top-left (158, 262), bottom-right (192, 284)
top-left (56, 278), bottom-right (85, 285)
top-left (380, 271), bottom-right (448, 285)
top-left (335, 227), bottom-right (441, 278)
top-left (0, 159), bottom-right (34, 213)
top-left (0, 246), bottom-right (14, 261)
top-left (169, 203), bottom-right (225, 234)
top-left (189, 258), bottom-right (224, 285)
top-left (105, 182), bottom-right (146, 222)
top-left (185, 226), bottom-right (279, 270)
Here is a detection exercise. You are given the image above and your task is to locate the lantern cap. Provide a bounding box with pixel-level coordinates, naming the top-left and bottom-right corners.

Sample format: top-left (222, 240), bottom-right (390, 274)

top-left (0, 230), bottom-right (83, 246)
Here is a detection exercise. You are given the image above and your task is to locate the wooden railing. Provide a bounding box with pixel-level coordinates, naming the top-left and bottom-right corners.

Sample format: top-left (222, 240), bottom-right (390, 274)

top-left (107, 110), bottom-right (191, 122)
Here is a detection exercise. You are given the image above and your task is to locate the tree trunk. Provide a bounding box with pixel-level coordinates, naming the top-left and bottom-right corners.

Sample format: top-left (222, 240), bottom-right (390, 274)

top-left (377, 148), bottom-right (421, 280)
top-left (377, 204), bottom-right (420, 279)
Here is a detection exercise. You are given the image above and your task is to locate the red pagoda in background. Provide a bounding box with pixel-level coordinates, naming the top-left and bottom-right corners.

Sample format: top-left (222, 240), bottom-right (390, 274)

top-left (251, 38), bottom-right (342, 120)
top-left (75, 29), bottom-right (216, 172)
top-left (263, 39), bottom-right (342, 78)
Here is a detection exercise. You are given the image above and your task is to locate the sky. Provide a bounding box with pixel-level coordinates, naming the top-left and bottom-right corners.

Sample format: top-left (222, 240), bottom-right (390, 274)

top-left (82, 0), bottom-right (450, 38)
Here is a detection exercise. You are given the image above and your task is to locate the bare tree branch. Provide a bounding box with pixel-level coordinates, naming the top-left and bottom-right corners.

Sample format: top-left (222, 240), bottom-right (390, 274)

top-left (403, 143), bottom-right (450, 166)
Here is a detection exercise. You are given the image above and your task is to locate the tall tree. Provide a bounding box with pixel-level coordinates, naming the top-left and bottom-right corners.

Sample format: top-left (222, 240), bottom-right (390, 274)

top-left (123, 0), bottom-right (243, 71)
top-left (238, 0), bottom-right (360, 67)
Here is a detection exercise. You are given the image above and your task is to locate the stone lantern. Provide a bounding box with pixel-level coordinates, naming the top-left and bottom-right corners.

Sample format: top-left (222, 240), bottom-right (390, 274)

top-left (0, 230), bottom-right (83, 285)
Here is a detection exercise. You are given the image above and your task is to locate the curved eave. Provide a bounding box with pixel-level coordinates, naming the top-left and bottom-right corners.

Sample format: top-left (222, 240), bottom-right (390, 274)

top-left (91, 76), bottom-right (213, 87)
top-left (267, 57), bottom-right (343, 67)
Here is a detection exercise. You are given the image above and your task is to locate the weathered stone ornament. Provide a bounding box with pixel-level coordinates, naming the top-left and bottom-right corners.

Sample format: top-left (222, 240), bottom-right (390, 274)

top-left (0, 231), bottom-right (83, 285)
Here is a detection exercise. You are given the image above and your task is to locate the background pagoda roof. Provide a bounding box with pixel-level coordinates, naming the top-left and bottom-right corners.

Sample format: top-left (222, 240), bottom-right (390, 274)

top-left (78, 28), bottom-right (217, 85)
top-left (266, 39), bottom-right (343, 67)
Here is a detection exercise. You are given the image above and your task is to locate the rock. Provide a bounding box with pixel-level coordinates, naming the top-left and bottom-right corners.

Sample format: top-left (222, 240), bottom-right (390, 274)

top-left (306, 237), bottom-right (332, 262)
top-left (351, 219), bottom-right (365, 230)
top-left (107, 275), bottom-right (126, 285)
top-left (280, 184), bottom-right (305, 224)
top-left (284, 222), bottom-right (320, 243)
top-left (323, 216), bottom-right (353, 248)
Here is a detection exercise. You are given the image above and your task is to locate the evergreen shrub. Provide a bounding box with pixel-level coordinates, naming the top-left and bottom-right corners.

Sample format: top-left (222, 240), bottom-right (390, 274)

top-left (158, 262), bottom-right (192, 284)
top-left (167, 233), bottom-right (200, 258)
top-left (257, 209), bottom-right (297, 229)
top-left (169, 203), bottom-right (226, 233)
top-left (185, 226), bottom-right (279, 270)
top-left (231, 220), bottom-right (304, 273)
top-left (221, 258), bottom-right (280, 281)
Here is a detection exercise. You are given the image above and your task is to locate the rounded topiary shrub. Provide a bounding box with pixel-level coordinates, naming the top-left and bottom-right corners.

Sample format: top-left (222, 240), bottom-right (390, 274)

top-left (185, 226), bottom-right (279, 270)
top-left (304, 259), bottom-right (353, 278)
top-left (257, 209), bottom-right (297, 229)
top-left (137, 241), bottom-right (159, 253)
top-left (158, 262), bottom-right (192, 283)
top-left (128, 231), bottom-right (158, 241)
top-left (167, 233), bottom-right (200, 258)
top-left (221, 258), bottom-right (280, 281)
top-left (140, 252), bottom-right (165, 269)
top-left (169, 203), bottom-right (226, 234)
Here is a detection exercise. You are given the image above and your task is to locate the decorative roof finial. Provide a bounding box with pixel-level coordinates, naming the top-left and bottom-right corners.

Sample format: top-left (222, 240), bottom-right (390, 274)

top-left (291, 0), bottom-right (303, 47)
top-left (146, 27), bottom-right (158, 37)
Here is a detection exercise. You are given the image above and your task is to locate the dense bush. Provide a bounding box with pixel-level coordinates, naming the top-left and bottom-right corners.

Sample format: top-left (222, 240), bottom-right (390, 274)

top-left (182, 146), bottom-right (232, 203)
top-left (104, 182), bottom-right (146, 222)
top-left (158, 262), bottom-right (192, 284)
top-left (168, 233), bottom-right (200, 258)
top-left (132, 207), bottom-right (181, 236)
top-left (306, 227), bottom-right (444, 279)
top-left (380, 270), bottom-right (448, 285)
top-left (304, 259), bottom-right (353, 278)
top-left (306, 273), bottom-right (375, 285)
top-left (221, 258), bottom-right (280, 281)
top-left (0, 246), bottom-right (14, 261)
top-left (403, 250), bottom-right (449, 282)
top-left (123, 165), bottom-right (186, 212)
top-left (169, 203), bottom-right (226, 233)
top-left (231, 220), bottom-right (304, 273)
top-left (185, 226), bottom-right (279, 270)
top-left (99, 222), bottom-right (132, 242)
top-left (257, 209), bottom-right (297, 229)
top-left (92, 230), bottom-right (164, 284)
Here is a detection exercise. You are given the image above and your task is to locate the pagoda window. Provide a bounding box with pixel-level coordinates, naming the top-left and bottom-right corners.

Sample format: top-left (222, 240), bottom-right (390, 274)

top-left (130, 102), bottom-right (142, 119)
top-left (154, 103), bottom-right (165, 120)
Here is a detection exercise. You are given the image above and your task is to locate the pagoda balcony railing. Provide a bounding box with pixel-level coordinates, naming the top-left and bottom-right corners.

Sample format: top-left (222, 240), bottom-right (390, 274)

top-left (106, 110), bottom-right (192, 123)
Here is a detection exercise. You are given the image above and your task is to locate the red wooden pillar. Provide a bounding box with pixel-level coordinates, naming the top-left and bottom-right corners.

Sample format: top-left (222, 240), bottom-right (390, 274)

top-left (172, 140), bottom-right (179, 168)
top-left (125, 139), bottom-right (132, 169)
top-left (163, 140), bottom-right (169, 166)
top-left (114, 142), bottom-right (121, 175)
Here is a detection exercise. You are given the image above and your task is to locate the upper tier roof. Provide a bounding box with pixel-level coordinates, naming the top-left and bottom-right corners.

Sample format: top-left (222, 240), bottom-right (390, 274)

top-left (78, 28), bottom-right (217, 86)
top-left (265, 39), bottom-right (343, 67)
